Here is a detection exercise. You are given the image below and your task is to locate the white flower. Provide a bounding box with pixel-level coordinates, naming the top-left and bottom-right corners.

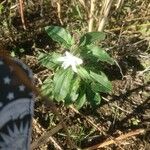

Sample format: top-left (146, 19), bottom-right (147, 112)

top-left (57, 51), bottom-right (83, 72)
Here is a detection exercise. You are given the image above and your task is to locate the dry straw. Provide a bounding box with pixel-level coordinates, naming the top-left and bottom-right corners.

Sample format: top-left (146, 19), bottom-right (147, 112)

top-left (88, 0), bottom-right (96, 32)
top-left (98, 0), bottom-right (113, 32)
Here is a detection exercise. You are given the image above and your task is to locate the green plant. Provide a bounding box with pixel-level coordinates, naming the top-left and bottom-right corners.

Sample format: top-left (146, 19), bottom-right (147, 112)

top-left (0, 4), bottom-right (4, 15)
top-left (38, 26), bottom-right (114, 109)
top-left (11, 48), bottom-right (25, 57)
top-left (129, 117), bottom-right (140, 126)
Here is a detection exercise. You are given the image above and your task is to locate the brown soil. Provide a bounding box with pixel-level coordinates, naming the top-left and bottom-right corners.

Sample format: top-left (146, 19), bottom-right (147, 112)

top-left (0, 0), bottom-right (150, 149)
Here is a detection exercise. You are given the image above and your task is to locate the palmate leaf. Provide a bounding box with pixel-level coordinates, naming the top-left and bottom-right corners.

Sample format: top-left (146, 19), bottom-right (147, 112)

top-left (45, 26), bottom-right (74, 48)
top-left (38, 52), bottom-right (61, 70)
top-left (90, 71), bottom-right (112, 93)
top-left (79, 32), bottom-right (106, 46)
top-left (53, 68), bottom-right (74, 101)
top-left (82, 45), bottom-right (114, 65)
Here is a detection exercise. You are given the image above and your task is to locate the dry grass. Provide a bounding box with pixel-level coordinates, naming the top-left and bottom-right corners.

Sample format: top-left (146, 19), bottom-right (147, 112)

top-left (0, 0), bottom-right (150, 149)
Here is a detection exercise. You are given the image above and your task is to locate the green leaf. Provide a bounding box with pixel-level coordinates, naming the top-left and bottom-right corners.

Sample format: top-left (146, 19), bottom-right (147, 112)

top-left (93, 93), bottom-right (101, 105)
top-left (38, 52), bottom-right (61, 70)
top-left (53, 69), bottom-right (74, 101)
top-left (75, 90), bottom-right (86, 109)
top-left (79, 32), bottom-right (106, 46)
top-left (90, 71), bottom-right (112, 93)
top-left (77, 67), bottom-right (92, 80)
top-left (0, 4), bottom-right (4, 14)
top-left (41, 77), bottom-right (53, 98)
top-left (91, 82), bottom-right (106, 93)
top-left (86, 87), bottom-right (101, 106)
top-left (83, 45), bottom-right (114, 64)
top-left (45, 26), bottom-right (74, 48)
top-left (65, 77), bottom-right (80, 105)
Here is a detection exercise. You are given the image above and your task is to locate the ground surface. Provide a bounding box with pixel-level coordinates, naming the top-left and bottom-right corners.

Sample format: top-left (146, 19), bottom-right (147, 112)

top-left (0, 0), bottom-right (150, 149)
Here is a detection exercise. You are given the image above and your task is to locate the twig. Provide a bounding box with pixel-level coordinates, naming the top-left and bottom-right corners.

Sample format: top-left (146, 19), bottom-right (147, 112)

top-left (102, 96), bottom-right (132, 114)
top-left (18, 0), bottom-right (26, 30)
top-left (83, 129), bottom-right (145, 150)
top-left (40, 0), bottom-right (44, 17)
top-left (115, 0), bottom-right (124, 10)
top-left (0, 0), bottom-right (6, 5)
top-left (32, 119), bottom-right (63, 150)
top-left (125, 16), bottom-right (150, 22)
top-left (39, 99), bottom-right (78, 149)
top-left (88, 0), bottom-right (96, 32)
top-left (105, 23), bottom-right (150, 32)
top-left (114, 60), bottom-right (124, 79)
top-left (70, 106), bottom-right (102, 132)
top-left (10, 4), bottom-right (18, 10)
top-left (32, 118), bottom-right (45, 134)
top-left (138, 66), bottom-right (150, 75)
top-left (70, 105), bottom-right (132, 149)
top-left (98, 0), bottom-right (113, 31)
top-left (133, 39), bottom-right (147, 46)
top-left (31, 123), bottom-right (63, 149)
top-left (78, 0), bottom-right (86, 8)
top-left (0, 52), bottom-right (77, 150)
top-left (56, 0), bottom-right (63, 25)
top-left (48, 136), bottom-right (63, 150)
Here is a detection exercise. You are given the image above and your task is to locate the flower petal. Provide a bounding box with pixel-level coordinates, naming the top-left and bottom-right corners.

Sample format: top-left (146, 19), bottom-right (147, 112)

top-left (57, 51), bottom-right (83, 72)
top-left (71, 63), bottom-right (77, 72)
top-left (57, 57), bottom-right (66, 62)
top-left (62, 62), bottom-right (70, 69)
